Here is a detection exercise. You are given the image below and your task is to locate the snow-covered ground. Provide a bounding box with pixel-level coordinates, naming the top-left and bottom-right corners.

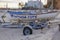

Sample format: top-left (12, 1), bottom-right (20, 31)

top-left (52, 24), bottom-right (60, 40)
top-left (52, 31), bottom-right (60, 40)
top-left (0, 24), bottom-right (59, 40)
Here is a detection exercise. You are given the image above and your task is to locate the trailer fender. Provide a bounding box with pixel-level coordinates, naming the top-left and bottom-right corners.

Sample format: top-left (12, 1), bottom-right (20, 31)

top-left (24, 25), bottom-right (32, 29)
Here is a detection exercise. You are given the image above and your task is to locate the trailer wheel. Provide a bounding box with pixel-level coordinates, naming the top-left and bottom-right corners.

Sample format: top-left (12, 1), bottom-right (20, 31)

top-left (23, 27), bottom-right (32, 35)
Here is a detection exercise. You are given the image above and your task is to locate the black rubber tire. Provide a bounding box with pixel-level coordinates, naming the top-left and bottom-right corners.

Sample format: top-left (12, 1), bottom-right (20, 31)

top-left (23, 27), bottom-right (32, 35)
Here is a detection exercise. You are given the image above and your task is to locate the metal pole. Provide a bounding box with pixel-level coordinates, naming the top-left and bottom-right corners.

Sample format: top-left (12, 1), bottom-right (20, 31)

top-left (39, 0), bottom-right (42, 14)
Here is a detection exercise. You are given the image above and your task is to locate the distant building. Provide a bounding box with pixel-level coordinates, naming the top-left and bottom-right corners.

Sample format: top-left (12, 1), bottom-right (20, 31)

top-left (0, 2), bottom-right (6, 8)
top-left (53, 0), bottom-right (60, 9)
top-left (43, 0), bottom-right (53, 9)
top-left (0, 1), bottom-right (19, 9)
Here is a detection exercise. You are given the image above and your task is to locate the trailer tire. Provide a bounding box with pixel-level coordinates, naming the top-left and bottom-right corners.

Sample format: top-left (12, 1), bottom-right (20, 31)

top-left (23, 27), bottom-right (32, 35)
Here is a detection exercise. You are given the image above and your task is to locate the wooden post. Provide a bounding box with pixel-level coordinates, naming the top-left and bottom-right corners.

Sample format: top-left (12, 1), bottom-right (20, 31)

top-left (58, 24), bottom-right (60, 31)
